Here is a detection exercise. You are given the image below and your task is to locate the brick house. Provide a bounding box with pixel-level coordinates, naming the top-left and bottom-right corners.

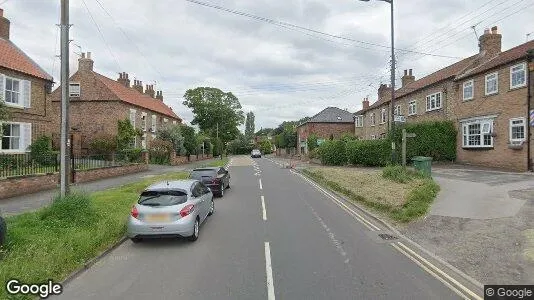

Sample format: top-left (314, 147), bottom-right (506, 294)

top-left (296, 107), bottom-right (355, 155)
top-left (354, 26), bottom-right (534, 171)
top-left (50, 52), bottom-right (182, 154)
top-left (0, 8), bottom-right (54, 153)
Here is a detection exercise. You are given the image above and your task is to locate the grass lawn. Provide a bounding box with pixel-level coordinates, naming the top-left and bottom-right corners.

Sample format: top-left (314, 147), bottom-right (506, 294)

top-left (0, 171), bottom-right (189, 299)
top-left (200, 157), bottom-right (229, 168)
top-left (302, 166), bottom-right (440, 223)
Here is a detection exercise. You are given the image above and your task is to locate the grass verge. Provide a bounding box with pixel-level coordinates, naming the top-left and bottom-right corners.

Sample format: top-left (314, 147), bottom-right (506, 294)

top-left (0, 171), bottom-right (188, 299)
top-left (201, 157), bottom-right (229, 167)
top-left (302, 167), bottom-right (439, 223)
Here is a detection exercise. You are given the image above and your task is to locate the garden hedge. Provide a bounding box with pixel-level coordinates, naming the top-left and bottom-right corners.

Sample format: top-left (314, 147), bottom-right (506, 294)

top-left (317, 140), bottom-right (347, 165)
top-left (345, 139), bottom-right (391, 167)
top-left (392, 121), bottom-right (456, 162)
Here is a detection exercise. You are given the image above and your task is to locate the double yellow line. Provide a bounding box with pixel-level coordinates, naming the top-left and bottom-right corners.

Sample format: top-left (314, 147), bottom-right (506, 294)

top-left (292, 170), bottom-right (482, 300)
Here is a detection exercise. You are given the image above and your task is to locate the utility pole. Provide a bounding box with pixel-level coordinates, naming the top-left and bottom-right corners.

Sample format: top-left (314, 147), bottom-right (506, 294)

top-left (389, 0), bottom-right (397, 163)
top-left (59, 0), bottom-right (70, 197)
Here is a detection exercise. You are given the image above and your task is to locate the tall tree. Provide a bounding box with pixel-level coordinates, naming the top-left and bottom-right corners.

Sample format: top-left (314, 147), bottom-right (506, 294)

top-left (182, 87), bottom-right (245, 145)
top-left (180, 124), bottom-right (197, 157)
top-left (244, 111), bottom-right (255, 140)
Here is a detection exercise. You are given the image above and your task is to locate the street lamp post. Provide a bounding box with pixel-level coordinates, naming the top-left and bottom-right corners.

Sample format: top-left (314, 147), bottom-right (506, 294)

top-left (359, 0), bottom-right (395, 162)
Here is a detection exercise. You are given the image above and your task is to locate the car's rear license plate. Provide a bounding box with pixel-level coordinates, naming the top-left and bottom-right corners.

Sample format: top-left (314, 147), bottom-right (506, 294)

top-left (145, 214), bottom-right (170, 222)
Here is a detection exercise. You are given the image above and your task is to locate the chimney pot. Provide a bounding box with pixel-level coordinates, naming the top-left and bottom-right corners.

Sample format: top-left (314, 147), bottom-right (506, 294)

top-left (479, 25), bottom-right (502, 57)
top-left (491, 26), bottom-right (498, 34)
top-left (0, 8), bottom-right (3, 17)
top-left (0, 8), bottom-right (8, 40)
top-left (409, 69), bottom-right (413, 76)
top-left (404, 69), bottom-right (407, 76)
top-left (484, 28), bottom-right (490, 34)
top-left (81, 52), bottom-right (86, 58)
top-left (87, 52), bottom-right (92, 59)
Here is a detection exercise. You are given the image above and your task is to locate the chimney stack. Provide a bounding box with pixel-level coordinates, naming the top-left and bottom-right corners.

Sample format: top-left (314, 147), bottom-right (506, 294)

top-left (401, 69), bottom-right (415, 88)
top-left (144, 84), bottom-right (155, 98)
top-left (156, 91), bottom-right (163, 101)
top-left (378, 83), bottom-right (392, 102)
top-left (0, 8), bottom-right (10, 40)
top-left (133, 80), bottom-right (143, 93)
top-left (362, 97), bottom-right (370, 110)
top-left (78, 52), bottom-right (94, 72)
top-left (117, 72), bottom-right (130, 87)
top-left (479, 26), bottom-right (502, 58)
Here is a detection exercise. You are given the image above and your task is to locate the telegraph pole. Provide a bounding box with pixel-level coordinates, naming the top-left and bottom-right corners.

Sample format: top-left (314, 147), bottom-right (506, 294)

top-left (59, 0), bottom-right (70, 197)
top-left (389, 0), bottom-right (397, 163)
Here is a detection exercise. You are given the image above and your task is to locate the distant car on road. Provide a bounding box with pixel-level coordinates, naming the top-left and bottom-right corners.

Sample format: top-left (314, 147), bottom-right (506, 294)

top-left (189, 167), bottom-right (230, 197)
top-left (251, 149), bottom-right (261, 158)
top-left (0, 214), bottom-right (5, 246)
top-left (127, 180), bottom-right (214, 243)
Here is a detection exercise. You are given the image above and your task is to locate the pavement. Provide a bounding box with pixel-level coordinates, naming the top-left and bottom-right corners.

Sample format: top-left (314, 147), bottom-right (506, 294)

top-left (53, 155), bottom-right (480, 300)
top-left (0, 158), bottom-right (223, 216)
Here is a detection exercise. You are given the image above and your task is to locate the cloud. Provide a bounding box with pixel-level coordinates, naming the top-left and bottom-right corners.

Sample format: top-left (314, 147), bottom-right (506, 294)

top-left (2, 0), bottom-right (533, 130)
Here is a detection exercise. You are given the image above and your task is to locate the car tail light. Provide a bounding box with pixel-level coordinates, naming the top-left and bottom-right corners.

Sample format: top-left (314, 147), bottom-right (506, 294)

top-left (180, 204), bottom-right (195, 217)
top-left (131, 205), bottom-right (139, 219)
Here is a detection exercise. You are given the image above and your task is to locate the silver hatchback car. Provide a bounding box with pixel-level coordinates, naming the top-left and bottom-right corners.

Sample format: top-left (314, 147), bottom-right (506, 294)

top-left (127, 180), bottom-right (214, 243)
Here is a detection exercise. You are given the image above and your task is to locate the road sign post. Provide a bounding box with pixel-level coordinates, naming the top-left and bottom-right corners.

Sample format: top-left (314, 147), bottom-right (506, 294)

top-left (402, 129), bottom-right (416, 166)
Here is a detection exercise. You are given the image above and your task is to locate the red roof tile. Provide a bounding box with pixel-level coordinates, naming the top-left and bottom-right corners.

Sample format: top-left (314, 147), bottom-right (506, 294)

top-left (96, 73), bottom-right (181, 121)
top-left (457, 40), bottom-right (534, 79)
top-left (0, 38), bottom-right (53, 81)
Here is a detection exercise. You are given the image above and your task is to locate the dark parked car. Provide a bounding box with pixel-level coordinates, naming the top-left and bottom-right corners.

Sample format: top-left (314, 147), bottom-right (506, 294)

top-left (0, 214), bottom-right (6, 246)
top-left (251, 149), bottom-right (261, 158)
top-left (189, 167), bottom-right (230, 197)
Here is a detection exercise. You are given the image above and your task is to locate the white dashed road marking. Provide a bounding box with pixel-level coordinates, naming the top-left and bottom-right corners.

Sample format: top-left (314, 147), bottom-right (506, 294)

top-left (264, 242), bottom-right (276, 300)
top-left (261, 195), bottom-right (267, 221)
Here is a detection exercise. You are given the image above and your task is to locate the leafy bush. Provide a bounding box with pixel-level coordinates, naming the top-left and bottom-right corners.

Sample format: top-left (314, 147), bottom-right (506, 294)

top-left (227, 138), bottom-right (254, 155)
top-left (382, 165), bottom-right (422, 183)
top-left (29, 136), bottom-right (58, 166)
top-left (346, 139), bottom-right (391, 167)
top-left (117, 148), bottom-right (143, 163)
top-left (149, 139), bottom-right (173, 165)
top-left (117, 119), bottom-right (140, 151)
top-left (158, 124), bottom-right (184, 154)
top-left (89, 134), bottom-right (118, 155)
top-left (40, 193), bottom-right (98, 228)
top-left (317, 140), bottom-right (347, 165)
top-left (392, 121), bottom-right (456, 162)
top-left (307, 134), bottom-right (319, 151)
top-left (259, 139), bottom-right (273, 154)
top-left (308, 148), bottom-right (319, 159)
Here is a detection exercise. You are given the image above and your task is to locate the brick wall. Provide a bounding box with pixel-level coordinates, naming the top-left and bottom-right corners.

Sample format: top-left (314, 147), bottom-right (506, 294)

top-left (452, 60), bottom-right (529, 171)
top-left (74, 163), bottom-right (148, 183)
top-left (0, 67), bottom-right (54, 143)
top-left (0, 164), bottom-right (149, 200)
top-left (0, 173), bottom-right (58, 199)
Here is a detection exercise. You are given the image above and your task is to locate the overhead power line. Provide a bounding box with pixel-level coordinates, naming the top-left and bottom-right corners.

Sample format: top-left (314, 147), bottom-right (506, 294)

top-left (81, 0), bottom-right (121, 70)
top-left (182, 0), bottom-right (461, 59)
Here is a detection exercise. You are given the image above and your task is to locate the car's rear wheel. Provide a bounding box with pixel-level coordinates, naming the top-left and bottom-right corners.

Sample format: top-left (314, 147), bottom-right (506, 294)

top-left (208, 199), bottom-right (215, 216)
top-left (131, 237), bottom-right (142, 243)
top-left (226, 180), bottom-right (230, 189)
top-left (189, 219), bottom-right (199, 241)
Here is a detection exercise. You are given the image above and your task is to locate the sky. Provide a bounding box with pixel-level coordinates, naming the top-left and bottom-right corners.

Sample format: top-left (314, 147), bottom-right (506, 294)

top-left (2, 0), bottom-right (534, 131)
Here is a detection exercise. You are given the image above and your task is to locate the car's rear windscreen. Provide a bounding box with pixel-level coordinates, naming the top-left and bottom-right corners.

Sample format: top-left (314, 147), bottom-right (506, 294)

top-left (138, 190), bottom-right (188, 206)
top-left (190, 170), bottom-right (216, 178)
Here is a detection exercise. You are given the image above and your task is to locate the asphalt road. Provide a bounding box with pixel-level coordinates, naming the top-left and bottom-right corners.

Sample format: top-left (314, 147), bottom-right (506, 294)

top-left (55, 156), bottom-right (463, 300)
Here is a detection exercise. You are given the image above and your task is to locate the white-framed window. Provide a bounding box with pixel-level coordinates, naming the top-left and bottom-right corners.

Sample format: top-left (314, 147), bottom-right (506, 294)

top-left (355, 115), bottom-right (363, 127)
top-left (1, 122), bottom-right (31, 152)
top-left (463, 80), bottom-right (474, 101)
top-left (69, 82), bottom-right (80, 97)
top-left (510, 63), bottom-right (526, 89)
top-left (172, 120), bottom-right (177, 125)
top-left (129, 109), bottom-right (136, 127)
top-left (1, 75), bottom-right (31, 109)
top-left (370, 113), bottom-right (376, 126)
top-left (370, 134), bottom-right (376, 140)
top-left (394, 105), bottom-right (402, 116)
top-left (509, 117), bottom-right (526, 143)
top-left (151, 115), bottom-right (157, 132)
top-left (380, 108), bottom-right (387, 124)
top-left (461, 117), bottom-right (494, 148)
top-left (163, 118), bottom-right (168, 124)
top-left (485, 72), bottom-right (498, 95)
top-left (426, 92), bottom-right (442, 111)
top-left (408, 101), bottom-right (417, 116)
top-left (141, 113), bottom-right (147, 131)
